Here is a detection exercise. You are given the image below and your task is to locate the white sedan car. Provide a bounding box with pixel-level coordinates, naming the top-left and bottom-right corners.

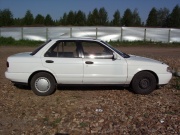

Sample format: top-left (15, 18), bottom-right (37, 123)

top-left (5, 39), bottom-right (172, 96)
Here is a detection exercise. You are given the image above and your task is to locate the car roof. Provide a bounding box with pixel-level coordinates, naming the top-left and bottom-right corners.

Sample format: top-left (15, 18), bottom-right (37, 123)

top-left (50, 38), bottom-right (102, 42)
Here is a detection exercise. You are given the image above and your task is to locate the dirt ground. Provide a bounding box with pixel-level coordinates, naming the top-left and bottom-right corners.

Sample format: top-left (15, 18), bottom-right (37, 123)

top-left (0, 46), bottom-right (180, 135)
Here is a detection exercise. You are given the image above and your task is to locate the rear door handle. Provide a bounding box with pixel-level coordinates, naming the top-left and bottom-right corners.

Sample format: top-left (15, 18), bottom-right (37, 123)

top-left (46, 60), bottom-right (54, 63)
top-left (85, 61), bottom-right (94, 64)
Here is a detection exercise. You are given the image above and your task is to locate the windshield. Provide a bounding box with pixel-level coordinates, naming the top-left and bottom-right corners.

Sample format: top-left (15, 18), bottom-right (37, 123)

top-left (101, 41), bottom-right (130, 58)
top-left (30, 40), bottom-right (51, 55)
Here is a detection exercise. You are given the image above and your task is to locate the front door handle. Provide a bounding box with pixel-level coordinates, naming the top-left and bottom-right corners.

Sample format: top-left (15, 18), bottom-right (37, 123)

top-left (46, 60), bottom-right (54, 63)
top-left (85, 61), bottom-right (94, 64)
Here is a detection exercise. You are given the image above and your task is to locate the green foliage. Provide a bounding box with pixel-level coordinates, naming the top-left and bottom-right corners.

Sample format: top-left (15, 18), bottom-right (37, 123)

top-left (111, 10), bottom-right (121, 26)
top-left (0, 5), bottom-right (180, 27)
top-left (44, 14), bottom-right (54, 26)
top-left (43, 116), bottom-right (61, 128)
top-left (0, 37), bottom-right (43, 46)
top-left (108, 40), bottom-right (180, 47)
top-left (60, 13), bottom-right (67, 25)
top-left (167, 5), bottom-right (180, 28)
top-left (51, 118), bottom-right (61, 127)
top-left (1, 37), bottom-right (180, 47)
top-left (87, 11), bottom-right (93, 26)
top-left (132, 9), bottom-right (141, 26)
top-left (79, 122), bottom-right (89, 128)
top-left (89, 8), bottom-right (99, 25)
top-left (0, 36), bottom-right (15, 44)
top-left (0, 9), bottom-right (14, 26)
top-left (175, 77), bottom-right (180, 90)
top-left (86, 7), bottom-right (109, 26)
top-left (157, 8), bottom-right (169, 27)
top-left (146, 7), bottom-right (158, 26)
top-left (98, 7), bottom-right (109, 25)
top-left (23, 10), bottom-right (34, 25)
top-left (121, 8), bottom-right (142, 26)
top-left (66, 11), bottom-right (75, 25)
top-left (121, 8), bottom-right (133, 26)
top-left (75, 10), bottom-right (86, 26)
top-left (13, 18), bottom-right (22, 26)
top-left (34, 14), bottom-right (45, 25)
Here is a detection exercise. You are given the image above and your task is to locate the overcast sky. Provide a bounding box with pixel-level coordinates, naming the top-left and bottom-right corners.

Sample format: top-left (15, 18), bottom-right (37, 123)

top-left (0, 0), bottom-right (179, 22)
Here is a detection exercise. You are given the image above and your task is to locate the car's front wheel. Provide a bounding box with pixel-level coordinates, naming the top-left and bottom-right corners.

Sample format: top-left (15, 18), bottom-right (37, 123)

top-left (131, 71), bottom-right (157, 95)
top-left (31, 72), bottom-right (56, 96)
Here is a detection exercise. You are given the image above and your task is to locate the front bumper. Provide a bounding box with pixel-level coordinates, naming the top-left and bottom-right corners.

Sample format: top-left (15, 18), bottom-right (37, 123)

top-left (158, 73), bottom-right (172, 85)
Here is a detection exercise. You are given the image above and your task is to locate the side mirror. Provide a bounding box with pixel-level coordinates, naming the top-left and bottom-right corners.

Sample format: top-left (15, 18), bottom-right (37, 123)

top-left (113, 52), bottom-right (118, 60)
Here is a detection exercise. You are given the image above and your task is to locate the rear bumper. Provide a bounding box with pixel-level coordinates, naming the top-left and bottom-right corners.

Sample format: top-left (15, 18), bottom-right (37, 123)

top-left (5, 71), bottom-right (29, 83)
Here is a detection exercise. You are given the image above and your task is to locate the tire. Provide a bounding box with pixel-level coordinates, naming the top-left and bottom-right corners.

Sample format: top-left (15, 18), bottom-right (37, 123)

top-left (31, 72), bottom-right (56, 96)
top-left (131, 71), bottom-right (157, 95)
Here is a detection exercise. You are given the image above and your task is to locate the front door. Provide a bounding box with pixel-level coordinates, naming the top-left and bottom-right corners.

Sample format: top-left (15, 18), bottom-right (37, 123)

top-left (81, 41), bottom-right (127, 84)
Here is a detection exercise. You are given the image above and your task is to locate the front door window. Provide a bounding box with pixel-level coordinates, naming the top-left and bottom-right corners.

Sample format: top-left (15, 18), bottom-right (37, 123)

top-left (81, 41), bottom-right (113, 59)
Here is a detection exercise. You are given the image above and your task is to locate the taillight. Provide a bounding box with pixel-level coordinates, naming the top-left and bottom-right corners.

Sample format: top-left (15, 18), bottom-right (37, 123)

top-left (6, 62), bottom-right (9, 67)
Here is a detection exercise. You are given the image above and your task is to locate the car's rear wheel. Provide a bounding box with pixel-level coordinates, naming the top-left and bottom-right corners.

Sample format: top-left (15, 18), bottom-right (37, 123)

top-left (131, 71), bottom-right (157, 95)
top-left (31, 72), bottom-right (56, 96)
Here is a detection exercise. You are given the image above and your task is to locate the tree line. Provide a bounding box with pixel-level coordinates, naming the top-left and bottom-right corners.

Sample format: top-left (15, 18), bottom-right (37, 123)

top-left (0, 5), bottom-right (180, 28)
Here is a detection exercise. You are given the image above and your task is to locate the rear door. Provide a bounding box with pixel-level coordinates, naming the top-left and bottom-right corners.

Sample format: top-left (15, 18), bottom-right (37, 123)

top-left (41, 40), bottom-right (83, 84)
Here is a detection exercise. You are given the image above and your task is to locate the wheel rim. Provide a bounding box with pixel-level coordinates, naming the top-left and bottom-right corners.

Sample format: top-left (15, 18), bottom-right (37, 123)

top-left (139, 78), bottom-right (150, 89)
top-left (35, 77), bottom-right (51, 93)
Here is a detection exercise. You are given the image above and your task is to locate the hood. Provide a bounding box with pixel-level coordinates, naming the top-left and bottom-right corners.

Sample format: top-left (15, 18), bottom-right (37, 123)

top-left (126, 55), bottom-right (165, 65)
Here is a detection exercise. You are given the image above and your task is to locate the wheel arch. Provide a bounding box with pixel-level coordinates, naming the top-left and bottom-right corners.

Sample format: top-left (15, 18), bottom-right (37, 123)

top-left (28, 70), bottom-right (57, 86)
top-left (131, 70), bottom-right (159, 85)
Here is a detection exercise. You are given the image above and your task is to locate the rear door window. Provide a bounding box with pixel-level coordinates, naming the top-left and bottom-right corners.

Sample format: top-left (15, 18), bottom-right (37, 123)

top-left (44, 41), bottom-right (79, 58)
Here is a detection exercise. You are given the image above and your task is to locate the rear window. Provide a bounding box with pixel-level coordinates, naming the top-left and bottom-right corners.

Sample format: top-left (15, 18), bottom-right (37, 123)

top-left (30, 40), bottom-right (51, 55)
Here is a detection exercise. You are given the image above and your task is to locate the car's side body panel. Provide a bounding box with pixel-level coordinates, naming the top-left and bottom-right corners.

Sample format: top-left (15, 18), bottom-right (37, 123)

top-left (41, 57), bottom-right (84, 84)
top-left (5, 38), bottom-right (172, 93)
top-left (83, 58), bottom-right (128, 84)
top-left (125, 55), bottom-right (172, 85)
